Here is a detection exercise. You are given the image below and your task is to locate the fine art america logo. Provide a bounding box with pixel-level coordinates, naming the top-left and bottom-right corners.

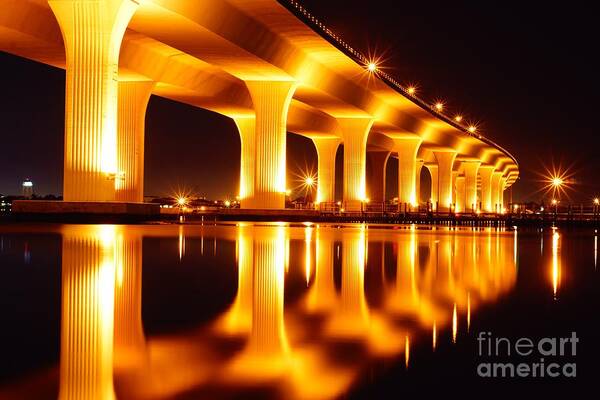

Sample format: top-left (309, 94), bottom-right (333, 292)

top-left (476, 332), bottom-right (578, 378)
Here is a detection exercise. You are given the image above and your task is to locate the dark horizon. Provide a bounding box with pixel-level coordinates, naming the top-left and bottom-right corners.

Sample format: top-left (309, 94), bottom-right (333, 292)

top-left (1, 1), bottom-right (598, 203)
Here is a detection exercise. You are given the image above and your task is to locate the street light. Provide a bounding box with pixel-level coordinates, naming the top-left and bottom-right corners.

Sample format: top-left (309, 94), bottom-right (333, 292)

top-left (367, 62), bottom-right (377, 72)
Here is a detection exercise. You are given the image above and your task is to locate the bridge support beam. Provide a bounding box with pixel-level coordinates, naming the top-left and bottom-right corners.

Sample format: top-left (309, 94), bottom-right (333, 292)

top-left (235, 117), bottom-right (256, 209)
top-left (462, 161), bottom-right (481, 213)
top-left (433, 151), bottom-right (457, 211)
top-left (479, 166), bottom-right (495, 212)
top-left (339, 118), bottom-right (374, 211)
top-left (415, 159), bottom-right (424, 205)
top-left (49, 0), bottom-right (139, 201)
top-left (313, 138), bottom-right (341, 205)
top-left (500, 176), bottom-right (508, 212)
top-left (491, 172), bottom-right (503, 213)
top-left (425, 163), bottom-right (439, 210)
top-left (393, 137), bottom-right (422, 208)
top-left (115, 81), bottom-right (154, 203)
top-left (245, 81), bottom-right (296, 209)
top-left (366, 150), bottom-right (390, 203)
top-left (455, 175), bottom-right (466, 213)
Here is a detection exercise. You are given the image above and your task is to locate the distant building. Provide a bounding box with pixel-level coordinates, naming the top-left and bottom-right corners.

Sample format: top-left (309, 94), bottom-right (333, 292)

top-left (22, 179), bottom-right (33, 198)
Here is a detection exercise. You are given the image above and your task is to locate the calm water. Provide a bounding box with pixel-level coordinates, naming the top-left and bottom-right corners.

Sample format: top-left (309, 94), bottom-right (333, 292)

top-left (0, 222), bottom-right (597, 398)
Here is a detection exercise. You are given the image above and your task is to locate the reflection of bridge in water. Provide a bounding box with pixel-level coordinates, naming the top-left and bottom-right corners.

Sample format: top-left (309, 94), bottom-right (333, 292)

top-left (47, 223), bottom-right (517, 400)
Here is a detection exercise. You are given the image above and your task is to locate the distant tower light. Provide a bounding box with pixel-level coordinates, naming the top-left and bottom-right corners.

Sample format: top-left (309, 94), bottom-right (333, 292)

top-left (22, 179), bottom-right (33, 198)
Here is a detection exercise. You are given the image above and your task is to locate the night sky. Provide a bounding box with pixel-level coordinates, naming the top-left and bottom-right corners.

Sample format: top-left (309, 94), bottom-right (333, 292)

top-left (1, 1), bottom-right (598, 202)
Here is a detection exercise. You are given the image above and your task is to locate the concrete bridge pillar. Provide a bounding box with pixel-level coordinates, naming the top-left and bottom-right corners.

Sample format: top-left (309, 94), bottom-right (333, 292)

top-left (234, 117), bottom-right (256, 209)
top-left (115, 81), bottom-right (154, 203)
top-left (500, 176), bottom-right (508, 211)
top-left (313, 137), bottom-right (341, 204)
top-left (462, 161), bottom-right (481, 213)
top-left (479, 166), bottom-right (495, 212)
top-left (490, 172), bottom-right (503, 213)
top-left (393, 137), bottom-right (422, 208)
top-left (49, 0), bottom-right (139, 201)
top-left (415, 159), bottom-right (424, 204)
top-left (338, 118), bottom-right (374, 211)
top-left (455, 175), bottom-right (466, 213)
top-left (425, 163), bottom-right (439, 209)
top-left (245, 81), bottom-right (296, 209)
top-left (452, 171), bottom-right (459, 209)
top-left (366, 150), bottom-right (391, 203)
top-left (433, 151), bottom-right (457, 211)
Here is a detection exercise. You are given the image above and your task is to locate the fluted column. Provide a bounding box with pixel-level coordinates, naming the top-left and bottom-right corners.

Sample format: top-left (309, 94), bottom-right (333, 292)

top-left (500, 177), bottom-right (508, 211)
top-left (116, 81), bottom-right (154, 202)
top-left (235, 117), bottom-right (256, 208)
top-left (366, 150), bottom-right (390, 202)
top-left (313, 137), bottom-right (340, 204)
top-left (394, 137), bottom-right (422, 207)
top-left (245, 81), bottom-right (296, 209)
top-left (455, 175), bottom-right (466, 213)
top-left (59, 225), bottom-right (118, 400)
top-left (462, 161), bottom-right (481, 213)
top-left (49, 0), bottom-right (139, 201)
top-left (425, 163), bottom-right (439, 209)
top-left (338, 118), bottom-right (374, 211)
top-left (490, 172), bottom-right (503, 213)
top-left (415, 159), bottom-right (424, 204)
top-left (479, 166), bottom-right (495, 212)
top-left (433, 151), bottom-right (457, 211)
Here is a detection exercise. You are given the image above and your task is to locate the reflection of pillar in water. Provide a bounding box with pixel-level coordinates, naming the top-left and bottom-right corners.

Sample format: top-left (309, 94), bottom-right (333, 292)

top-left (306, 228), bottom-right (337, 312)
top-left (389, 229), bottom-right (418, 312)
top-left (338, 226), bottom-right (369, 329)
top-left (220, 225), bottom-right (254, 333)
top-left (248, 226), bottom-right (288, 356)
top-left (114, 231), bottom-right (146, 369)
top-left (59, 226), bottom-right (117, 400)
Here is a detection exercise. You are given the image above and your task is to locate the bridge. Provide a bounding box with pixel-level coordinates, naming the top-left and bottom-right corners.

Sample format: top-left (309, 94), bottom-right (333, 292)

top-left (0, 0), bottom-right (518, 214)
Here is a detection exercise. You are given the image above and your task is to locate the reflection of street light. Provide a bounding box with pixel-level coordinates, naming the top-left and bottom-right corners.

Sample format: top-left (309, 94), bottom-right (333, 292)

top-left (224, 200), bottom-right (231, 208)
top-left (594, 198), bottom-right (599, 205)
top-left (552, 199), bottom-right (558, 205)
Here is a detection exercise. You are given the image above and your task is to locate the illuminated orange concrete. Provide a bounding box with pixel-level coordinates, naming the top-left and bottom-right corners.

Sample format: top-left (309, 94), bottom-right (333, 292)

top-left (433, 151), bottom-right (457, 210)
top-left (479, 166), bottom-right (495, 212)
top-left (500, 176), bottom-right (508, 211)
top-left (339, 118), bottom-right (374, 211)
top-left (415, 159), bottom-right (424, 204)
top-left (366, 151), bottom-right (390, 203)
top-left (49, 0), bottom-right (138, 202)
top-left (0, 0), bottom-right (519, 210)
top-left (234, 117), bottom-right (256, 208)
top-left (313, 137), bottom-right (340, 204)
top-left (393, 137), bottom-right (422, 207)
top-left (245, 81), bottom-right (296, 209)
top-left (455, 176), bottom-right (466, 213)
top-left (462, 161), bottom-right (481, 213)
top-left (491, 172), bottom-right (503, 213)
top-left (116, 81), bottom-right (154, 202)
top-left (425, 163), bottom-right (439, 208)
